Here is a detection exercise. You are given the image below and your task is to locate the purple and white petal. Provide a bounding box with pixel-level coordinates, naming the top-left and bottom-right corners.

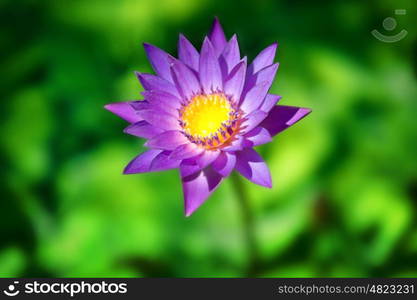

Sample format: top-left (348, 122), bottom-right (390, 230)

top-left (243, 63), bottom-right (279, 98)
top-left (241, 110), bottom-right (268, 133)
top-left (137, 109), bottom-right (181, 131)
top-left (129, 100), bottom-right (150, 111)
top-left (179, 159), bottom-right (202, 178)
top-left (220, 34), bottom-right (240, 75)
top-left (170, 58), bottom-right (201, 100)
top-left (196, 150), bottom-right (220, 169)
top-left (181, 166), bottom-right (223, 216)
top-left (199, 37), bottom-right (223, 93)
top-left (222, 135), bottom-right (244, 152)
top-left (170, 143), bottom-right (204, 160)
top-left (104, 102), bottom-right (142, 123)
top-left (143, 43), bottom-right (174, 82)
top-left (247, 42), bottom-right (277, 75)
top-left (235, 148), bottom-right (272, 188)
top-left (124, 150), bottom-right (181, 174)
top-left (135, 72), bottom-right (180, 98)
top-left (212, 151), bottom-right (236, 177)
top-left (243, 127), bottom-right (272, 147)
top-left (145, 130), bottom-right (189, 150)
top-left (124, 121), bottom-right (164, 139)
top-left (142, 90), bottom-right (182, 110)
top-left (260, 105), bottom-right (312, 137)
top-left (208, 17), bottom-right (227, 56)
top-left (224, 61), bottom-right (246, 102)
top-left (132, 98), bottom-right (177, 117)
top-left (124, 149), bottom-right (163, 174)
top-left (253, 63), bottom-right (279, 85)
top-left (240, 81), bottom-right (270, 114)
top-left (260, 94), bottom-right (282, 113)
top-left (178, 34), bottom-right (200, 71)
top-left (150, 151), bottom-right (182, 171)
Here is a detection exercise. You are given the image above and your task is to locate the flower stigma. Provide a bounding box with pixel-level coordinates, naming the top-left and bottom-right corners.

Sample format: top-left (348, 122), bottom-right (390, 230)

top-left (179, 93), bottom-right (241, 149)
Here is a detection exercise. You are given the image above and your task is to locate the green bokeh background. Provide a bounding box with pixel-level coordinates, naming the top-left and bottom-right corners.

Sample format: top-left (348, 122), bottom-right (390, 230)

top-left (1, 0), bottom-right (417, 277)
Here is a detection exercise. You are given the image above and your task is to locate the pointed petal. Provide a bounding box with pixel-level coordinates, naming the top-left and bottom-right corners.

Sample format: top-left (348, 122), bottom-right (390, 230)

top-left (141, 90), bottom-right (182, 110)
top-left (240, 81), bottom-right (270, 114)
top-left (124, 121), bottom-right (164, 139)
top-left (254, 63), bottom-right (279, 84)
top-left (199, 37), bottom-right (223, 93)
top-left (150, 151), bottom-right (182, 171)
top-left (181, 166), bottom-right (223, 216)
top-left (124, 150), bottom-right (180, 174)
top-left (243, 63), bottom-right (279, 98)
top-left (224, 61), bottom-right (246, 102)
top-left (124, 149), bottom-right (162, 174)
top-left (178, 34), bottom-right (199, 70)
top-left (212, 152), bottom-right (236, 177)
top-left (134, 97), bottom-right (178, 117)
top-left (129, 100), bottom-right (150, 111)
top-left (208, 17), bottom-right (227, 56)
top-left (179, 159), bottom-right (202, 178)
top-left (243, 127), bottom-right (272, 147)
top-left (170, 143), bottom-right (204, 160)
top-left (170, 58), bottom-right (201, 100)
top-left (220, 34), bottom-right (240, 74)
top-left (241, 110), bottom-right (268, 133)
top-left (104, 102), bottom-right (142, 123)
top-left (175, 149), bottom-right (220, 175)
top-left (143, 43), bottom-right (174, 82)
top-left (260, 105), bottom-right (311, 137)
top-left (145, 130), bottom-right (188, 150)
top-left (137, 109), bottom-right (181, 131)
top-left (135, 72), bottom-right (180, 98)
top-left (196, 150), bottom-right (220, 168)
top-left (235, 148), bottom-right (272, 188)
top-left (247, 42), bottom-right (277, 75)
top-left (260, 94), bottom-right (282, 113)
top-left (140, 100), bottom-right (179, 120)
top-left (222, 135), bottom-right (244, 152)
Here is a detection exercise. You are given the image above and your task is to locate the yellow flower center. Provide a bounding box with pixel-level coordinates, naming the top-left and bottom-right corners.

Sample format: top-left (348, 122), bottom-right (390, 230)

top-left (180, 93), bottom-right (240, 149)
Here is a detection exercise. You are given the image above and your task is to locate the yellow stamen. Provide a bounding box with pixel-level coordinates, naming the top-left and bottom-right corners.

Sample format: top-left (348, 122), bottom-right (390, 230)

top-left (180, 93), bottom-right (239, 149)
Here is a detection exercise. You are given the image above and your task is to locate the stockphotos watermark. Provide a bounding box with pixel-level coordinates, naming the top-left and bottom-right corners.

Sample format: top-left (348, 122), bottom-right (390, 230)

top-left (371, 9), bottom-right (408, 43)
top-left (2, 280), bottom-right (127, 297)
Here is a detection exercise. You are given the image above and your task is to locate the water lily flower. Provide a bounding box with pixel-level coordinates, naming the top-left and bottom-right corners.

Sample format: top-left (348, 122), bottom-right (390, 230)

top-left (105, 18), bottom-right (311, 216)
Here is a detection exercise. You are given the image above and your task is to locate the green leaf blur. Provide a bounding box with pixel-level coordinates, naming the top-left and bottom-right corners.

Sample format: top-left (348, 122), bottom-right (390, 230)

top-left (1, 0), bottom-right (416, 277)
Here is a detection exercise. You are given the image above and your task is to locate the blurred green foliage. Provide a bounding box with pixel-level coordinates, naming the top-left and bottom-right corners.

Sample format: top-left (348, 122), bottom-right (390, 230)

top-left (1, 0), bottom-right (417, 277)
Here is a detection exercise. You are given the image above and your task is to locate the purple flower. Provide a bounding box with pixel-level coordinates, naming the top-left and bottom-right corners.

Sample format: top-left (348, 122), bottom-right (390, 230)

top-left (105, 18), bottom-right (311, 216)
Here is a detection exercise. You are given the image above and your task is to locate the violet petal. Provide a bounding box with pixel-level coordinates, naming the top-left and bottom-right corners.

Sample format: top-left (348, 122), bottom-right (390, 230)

top-left (260, 94), bottom-right (282, 113)
top-left (260, 105), bottom-right (312, 137)
top-left (170, 143), bottom-right (204, 160)
top-left (199, 37), bottom-right (223, 93)
top-left (224, 61), bottom-right (246, 103)
top-left (240, 81), bottom-right (270, 114)
top-left (208, 17), bottom-right (227, 56)
top-left (143, 43), bottom-right (174, 83)
top-left (181, 166), bottom-right (223, 216)
top-left (178, 34), bottom-right (200, 71)
top-left (145, 130), bottom-right (189, 150)
top-left (135, 72), bottom-right (180, 98)
top-left (247, 42), bottom-right (277, 75)
top-left (124, 150), bottom-right (180, 174)
top-left (137, 109), bottom-right (181, 131)
top-left (104, 102), bottom-right (142, 124)
top-left (243, 127), bottom-right (272, 147)
top-left (212, 152), bottom-right (236, 177)
top-left (170, 58), bottom-right (201, 100)
top-left (124, 121), bottom-right (164, 139)
top-left (235, 148), bottom-right (272, 188)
